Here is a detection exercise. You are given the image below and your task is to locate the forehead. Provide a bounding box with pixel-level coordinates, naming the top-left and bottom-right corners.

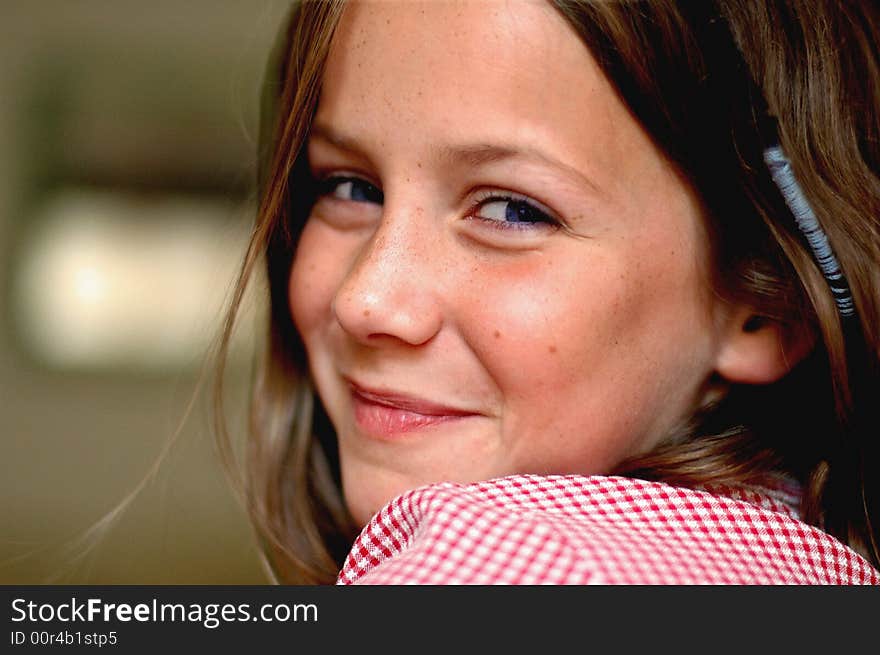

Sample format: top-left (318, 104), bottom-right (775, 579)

top-left (326, 0), bottom-right (580, 100)
top-left (317, 0), bottom-right (650, 194)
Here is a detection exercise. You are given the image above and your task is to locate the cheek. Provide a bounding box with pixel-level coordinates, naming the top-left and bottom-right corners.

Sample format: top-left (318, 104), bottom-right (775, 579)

top-left (460, 252), bottom-right (629, 400)
top-left (288, 221), bottom-right (348, 337)
top-left (457, 244), bottom-right (712, 472)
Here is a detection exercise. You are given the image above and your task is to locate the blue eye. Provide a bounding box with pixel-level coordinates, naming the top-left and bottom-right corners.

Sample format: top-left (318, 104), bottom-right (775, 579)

top-left (317, 176), bottom-right (384, 204)
top-left (471, 196), bottom-right (558, 229)
top-left (312, 176), bottom-right (559, 234)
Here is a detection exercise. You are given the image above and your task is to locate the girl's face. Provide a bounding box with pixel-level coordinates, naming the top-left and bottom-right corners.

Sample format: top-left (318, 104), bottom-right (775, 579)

top-left (290, 0), bottom-right (731, 525)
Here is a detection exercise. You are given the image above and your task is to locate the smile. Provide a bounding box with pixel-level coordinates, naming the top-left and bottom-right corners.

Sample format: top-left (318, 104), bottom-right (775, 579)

top-left (347, 381), bottom-right (479, 438)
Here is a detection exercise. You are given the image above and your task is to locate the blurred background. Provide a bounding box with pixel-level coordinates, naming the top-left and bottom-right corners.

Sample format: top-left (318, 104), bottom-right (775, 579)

top-left (1, 1), bottom-right (292, 583)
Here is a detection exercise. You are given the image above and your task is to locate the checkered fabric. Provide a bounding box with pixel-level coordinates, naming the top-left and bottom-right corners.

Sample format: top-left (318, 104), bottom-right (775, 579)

top-left (337, 474), bottom-right (880, 584)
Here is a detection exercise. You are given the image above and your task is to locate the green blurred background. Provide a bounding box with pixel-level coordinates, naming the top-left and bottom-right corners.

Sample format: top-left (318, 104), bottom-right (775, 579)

top-left (1, 1), bottom-right (292, 583)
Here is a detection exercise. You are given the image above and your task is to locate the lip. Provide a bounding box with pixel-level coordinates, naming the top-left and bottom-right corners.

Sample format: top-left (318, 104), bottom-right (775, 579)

top-left (345, 378), bottom-right (479, 438)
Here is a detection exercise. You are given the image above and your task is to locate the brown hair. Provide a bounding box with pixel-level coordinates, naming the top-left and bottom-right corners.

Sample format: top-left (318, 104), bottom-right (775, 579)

top-left (215, 0), bottom-right (880, 583)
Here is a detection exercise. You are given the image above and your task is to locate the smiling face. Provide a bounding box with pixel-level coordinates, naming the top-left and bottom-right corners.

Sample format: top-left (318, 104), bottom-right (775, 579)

top-left (288, 0), bottom-right (731, 526)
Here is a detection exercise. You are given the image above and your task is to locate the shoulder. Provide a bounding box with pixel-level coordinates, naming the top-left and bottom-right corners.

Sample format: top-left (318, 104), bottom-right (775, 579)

top-left (337, 474), bottom-right (880, 585)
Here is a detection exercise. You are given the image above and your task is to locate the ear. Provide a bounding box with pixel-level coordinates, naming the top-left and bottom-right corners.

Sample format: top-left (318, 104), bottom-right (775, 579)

top-left (714, 307), bottom-right (815, 385)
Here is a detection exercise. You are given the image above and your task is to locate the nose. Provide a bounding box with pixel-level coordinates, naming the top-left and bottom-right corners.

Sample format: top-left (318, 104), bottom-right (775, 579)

top-left (332, 208), bottom-right (443, 346)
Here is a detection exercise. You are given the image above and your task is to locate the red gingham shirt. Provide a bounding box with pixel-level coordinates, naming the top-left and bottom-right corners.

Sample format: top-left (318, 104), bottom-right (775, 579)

top-left (337, 474), bottom-right (880, 584)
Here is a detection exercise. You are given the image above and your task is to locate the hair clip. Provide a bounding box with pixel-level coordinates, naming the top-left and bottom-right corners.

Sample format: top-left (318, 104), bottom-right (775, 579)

top-left (762, 144), bottom-right (855, 318)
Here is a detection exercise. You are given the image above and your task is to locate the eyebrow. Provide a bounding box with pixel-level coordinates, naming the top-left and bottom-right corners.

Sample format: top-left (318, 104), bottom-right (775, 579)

top-left (308, 122), bottom-right (605, 198)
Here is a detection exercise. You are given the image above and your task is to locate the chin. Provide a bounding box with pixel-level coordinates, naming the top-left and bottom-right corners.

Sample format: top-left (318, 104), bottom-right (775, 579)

top-left (343, 480), bottom-right (404, 528)
top-left (340, 464), bottom-right (415, 527)
top-left (340, 458), bottom-right (464, 527)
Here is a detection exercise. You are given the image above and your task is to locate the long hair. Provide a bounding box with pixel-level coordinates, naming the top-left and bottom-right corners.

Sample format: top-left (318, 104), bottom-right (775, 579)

top-left (215, 0), bottom-right (880, 583)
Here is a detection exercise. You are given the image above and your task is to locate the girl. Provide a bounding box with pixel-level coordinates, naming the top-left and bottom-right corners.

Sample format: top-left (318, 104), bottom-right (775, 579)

top-left (215, 0), bottom-right (880, 584)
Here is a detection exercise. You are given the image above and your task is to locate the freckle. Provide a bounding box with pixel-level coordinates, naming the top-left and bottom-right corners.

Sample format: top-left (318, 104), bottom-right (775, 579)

top-left (363, 310), bottom-right (371, 317)
top-left (493, 330), bottom-right (501, 339)
top-left (548, 345), bottom-right (557, 354)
